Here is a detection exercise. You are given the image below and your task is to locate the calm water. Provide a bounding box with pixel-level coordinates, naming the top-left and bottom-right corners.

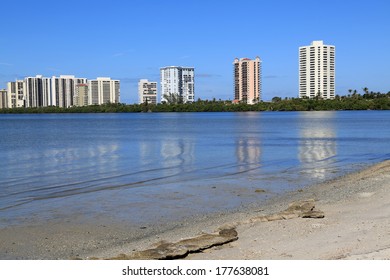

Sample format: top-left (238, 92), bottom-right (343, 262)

top-left (1, 111), bottom-right (389, 227)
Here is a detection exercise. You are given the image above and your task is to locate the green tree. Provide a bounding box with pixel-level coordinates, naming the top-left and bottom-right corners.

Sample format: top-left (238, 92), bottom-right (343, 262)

top-left (163, 93), bottom-right (183, 104)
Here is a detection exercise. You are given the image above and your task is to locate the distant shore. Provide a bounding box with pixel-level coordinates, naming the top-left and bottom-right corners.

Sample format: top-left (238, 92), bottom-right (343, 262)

top-left (1, 93), bottom-right (390, 114)
top-left (1, 160), bottom-right (390, 260)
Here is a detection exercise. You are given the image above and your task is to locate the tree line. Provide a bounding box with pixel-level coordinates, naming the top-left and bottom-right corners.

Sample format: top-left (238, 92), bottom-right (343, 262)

top-left (1, 89), bottom-right (390, 114)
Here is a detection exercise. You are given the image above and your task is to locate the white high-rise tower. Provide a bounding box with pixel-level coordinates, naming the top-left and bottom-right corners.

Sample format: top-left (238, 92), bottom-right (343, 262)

top-left (299, 40), bottom-right (335, 99)
top-left (160, 66), bottom-right (195, 103)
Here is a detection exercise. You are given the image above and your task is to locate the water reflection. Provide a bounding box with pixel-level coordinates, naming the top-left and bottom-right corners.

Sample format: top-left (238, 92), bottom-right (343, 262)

top-left (236, 138), bottom-right (261, 173)
top-left (3, 143), bottom-right (120, 180)
top-left (139, 141), bottom-right (160, 166)
top-left (298, 112), bottom-right (337, 179)
top-left (160, 139), bottom-right (195, 173)
top-left (52, 143), bottom-right (116, 174)
top-left (0, 142), bottom-right (121, 211)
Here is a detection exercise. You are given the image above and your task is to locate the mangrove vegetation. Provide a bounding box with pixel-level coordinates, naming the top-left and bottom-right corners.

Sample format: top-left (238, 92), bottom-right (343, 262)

top-left (1, 89), bottom-right (390, 114)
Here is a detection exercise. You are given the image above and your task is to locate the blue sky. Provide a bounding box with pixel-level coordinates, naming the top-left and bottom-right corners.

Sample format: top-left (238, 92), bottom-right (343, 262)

top-left (1, 0), bottom-right (389, 103)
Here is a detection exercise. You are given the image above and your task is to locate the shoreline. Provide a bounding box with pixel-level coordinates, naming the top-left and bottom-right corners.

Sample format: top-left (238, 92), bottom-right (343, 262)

top-left (1, 160), bottom-right (390, 259)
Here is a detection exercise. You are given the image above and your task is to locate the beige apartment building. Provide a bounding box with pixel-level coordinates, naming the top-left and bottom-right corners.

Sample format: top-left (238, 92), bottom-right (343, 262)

top-left (7, 80), bottom-right (26, 108)
top-left (88, 77), bottom-right (120, 105)
top-left (138, 79), bottom-right (157, 104)
top-left (233, 57), bottom-right (262, 104)
top-left (74, 84), bottom-right (89, 106)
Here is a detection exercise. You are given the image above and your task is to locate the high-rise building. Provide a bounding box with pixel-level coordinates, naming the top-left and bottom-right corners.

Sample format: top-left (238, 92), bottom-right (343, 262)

top-left (160, 66), bottom-right (195, 103)
top-left (74, 84), bottom-right (89, 106)
top-left (299, 40), bottom-right (335, 99)
top-left (233, 57), bottom-right (262, 104)
top-left (88, 77), bottom-right (120, 105)
top-left (7, 80), bottom-right (26, 108)
top-left (51, 75), bottom-right (87, 107)
top-left (0, 88), bottom-right (7, 109)
top-left (25, 75), bottom-right (52, 107)
top-left (138, 79), bottom-right (158, 104)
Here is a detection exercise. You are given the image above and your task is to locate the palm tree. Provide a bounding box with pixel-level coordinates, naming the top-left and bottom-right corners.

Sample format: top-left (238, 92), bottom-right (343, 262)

top-left (315, 91), bottom-right (322, 100)
top-left (272, 96), bottom-right (282, 102)
top-left (163, 93), bottom-right (183, 104)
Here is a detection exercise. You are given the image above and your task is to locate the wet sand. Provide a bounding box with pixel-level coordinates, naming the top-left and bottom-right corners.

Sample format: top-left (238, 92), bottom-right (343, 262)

top-left (1, 160), bottom-right (390, 260)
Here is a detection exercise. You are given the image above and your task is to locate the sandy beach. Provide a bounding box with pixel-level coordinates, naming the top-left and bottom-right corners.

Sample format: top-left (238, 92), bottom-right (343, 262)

top-left (1, 160), bottom-right (390, 260)
top-left (186, 160), bottom-right (390, 260)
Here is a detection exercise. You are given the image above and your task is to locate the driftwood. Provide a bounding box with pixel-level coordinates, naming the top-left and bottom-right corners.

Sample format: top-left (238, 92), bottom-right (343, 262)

top-left (249, 199), bottom-right (324, 223)
top-left (94, 199), bottom-right (324, 260)
top-left (107, 228), bottom-right (238, 260)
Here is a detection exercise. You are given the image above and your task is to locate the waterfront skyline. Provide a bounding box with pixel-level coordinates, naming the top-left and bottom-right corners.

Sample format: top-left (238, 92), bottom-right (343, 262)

top-left (4, 75), bottom-right (120, 108)
top-left (1, 0), bottom-right (389, 104)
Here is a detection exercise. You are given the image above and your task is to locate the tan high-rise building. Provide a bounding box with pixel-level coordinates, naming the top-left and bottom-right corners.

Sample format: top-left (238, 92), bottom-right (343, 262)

top-left (88, 77), bottom-right (120, 105)
top-left (233, 57), bottom-right (262, 104)
top-left (74, 84), bottom-right (89, 106)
